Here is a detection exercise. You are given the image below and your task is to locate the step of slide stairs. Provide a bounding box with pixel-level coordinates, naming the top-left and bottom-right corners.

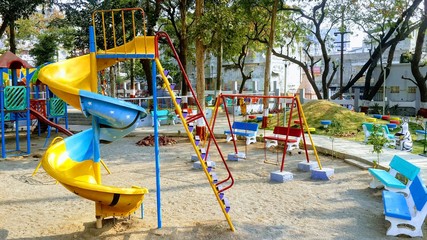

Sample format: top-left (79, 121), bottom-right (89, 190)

top-left (222, 197), bottom-right (231, 213)
top-left (210, 172), bottom-right (218, 184)
top-left (216, 185), bottom-right (224, 200)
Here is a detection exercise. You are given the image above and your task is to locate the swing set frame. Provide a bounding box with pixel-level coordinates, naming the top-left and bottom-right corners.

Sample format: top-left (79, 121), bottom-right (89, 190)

top-left (208, 93), bottom-right (323, 172)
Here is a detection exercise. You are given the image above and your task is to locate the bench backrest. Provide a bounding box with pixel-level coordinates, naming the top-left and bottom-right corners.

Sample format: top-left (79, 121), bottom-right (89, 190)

top-left (381, 125), bottom-right (390, 135)
top-left (362, 122), bottom-right (389, 134)
top-left (151, 109), bottom-right (169, 116)
top-left (231, 121), bottom-right (258, 132)
top-left (409, 175), bottom-right (427, 211)
top-left (389, 155), bottom-right (421, 181)
top-left (362, 122), bottom-right (373, 131)
top-left (273, 126), bottom-right (302, 137)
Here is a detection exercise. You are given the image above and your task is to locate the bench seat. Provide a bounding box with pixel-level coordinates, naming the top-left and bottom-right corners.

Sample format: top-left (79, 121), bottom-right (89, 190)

top-left (382, 190), bottom-right (411, 220)
top-left (264, 136), bottom-right (297, 143)
top-left (368, 169), bottom-right (406, 189)
top-left (263, 126), bottom-right (302, 152)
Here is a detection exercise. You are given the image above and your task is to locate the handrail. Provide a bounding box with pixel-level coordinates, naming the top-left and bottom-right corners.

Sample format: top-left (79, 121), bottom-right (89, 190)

top-left (155, 31), bottom-right (234, 192)
top-left (92, 8), bottom-right (146, 54)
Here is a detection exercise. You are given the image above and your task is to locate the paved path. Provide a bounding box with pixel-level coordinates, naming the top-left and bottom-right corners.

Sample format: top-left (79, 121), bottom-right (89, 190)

top-left (307, 134), bottom-right (427, 179)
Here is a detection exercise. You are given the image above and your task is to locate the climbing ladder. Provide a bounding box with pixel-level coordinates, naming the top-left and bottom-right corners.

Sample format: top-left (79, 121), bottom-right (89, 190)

top-left (154, 32), bottom-right (235, 231)
top-left (92, 8), bottom-right (235, 231)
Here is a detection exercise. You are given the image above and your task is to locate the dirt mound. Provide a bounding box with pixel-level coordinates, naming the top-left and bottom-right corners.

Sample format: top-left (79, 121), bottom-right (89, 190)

top-left (136, 135), bottom-right (177, 146)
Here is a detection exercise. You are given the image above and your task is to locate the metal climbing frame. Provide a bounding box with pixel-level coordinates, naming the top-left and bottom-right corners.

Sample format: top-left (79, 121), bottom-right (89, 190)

top-left (0, 69), bottom-right (31, 158)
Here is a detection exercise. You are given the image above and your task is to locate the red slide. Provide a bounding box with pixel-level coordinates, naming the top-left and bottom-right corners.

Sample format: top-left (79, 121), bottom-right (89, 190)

top-left (29, 108), bottom-right (73, 136)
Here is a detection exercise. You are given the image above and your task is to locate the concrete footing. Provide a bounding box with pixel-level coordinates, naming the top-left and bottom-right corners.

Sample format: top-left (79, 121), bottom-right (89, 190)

top-left (311, 167), bottom-right (334, 180)
top-left (270, 170), bottom-right (293, 183)
top-left (193, 160), bottom-right (216, 170)
top-left (227, 152), bottom-right (246, 161)
top-left (191, 154), bottom-right (210, 162)
top-left (297, 161), bottom-right (319, 172)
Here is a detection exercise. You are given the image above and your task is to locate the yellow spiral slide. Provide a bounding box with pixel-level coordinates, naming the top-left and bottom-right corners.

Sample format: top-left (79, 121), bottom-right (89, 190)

top-left (38, 36), bottom-right (155, 227)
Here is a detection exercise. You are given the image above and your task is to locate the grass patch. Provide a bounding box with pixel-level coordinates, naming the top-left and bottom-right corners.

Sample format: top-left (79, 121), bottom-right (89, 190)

top-left (263, 100), bottom-right (426, 154)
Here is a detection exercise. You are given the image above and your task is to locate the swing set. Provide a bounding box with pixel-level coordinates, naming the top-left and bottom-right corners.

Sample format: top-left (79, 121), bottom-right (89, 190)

top-left (208, 93), bottom-right (323, 172)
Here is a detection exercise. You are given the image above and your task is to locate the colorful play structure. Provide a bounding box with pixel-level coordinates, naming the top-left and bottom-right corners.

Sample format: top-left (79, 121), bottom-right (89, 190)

top-left (37, 8), bottom-right (235, 230)
top-left (0, 52), bottom-right (68, 158)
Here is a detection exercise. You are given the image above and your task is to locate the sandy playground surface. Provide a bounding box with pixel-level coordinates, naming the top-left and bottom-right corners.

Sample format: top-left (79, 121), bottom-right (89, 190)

top-left (0, 133), bottom-right (424, 240)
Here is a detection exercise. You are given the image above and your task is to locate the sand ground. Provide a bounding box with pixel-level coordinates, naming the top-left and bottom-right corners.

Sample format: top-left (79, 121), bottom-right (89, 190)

top-left (0, 133), bottom-right (421, 239)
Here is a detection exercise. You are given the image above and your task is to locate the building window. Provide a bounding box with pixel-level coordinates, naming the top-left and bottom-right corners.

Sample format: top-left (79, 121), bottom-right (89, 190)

top-left (390, 86), bottom-right (400, 93)
top-left (408, 86), bottom-right (417, 93)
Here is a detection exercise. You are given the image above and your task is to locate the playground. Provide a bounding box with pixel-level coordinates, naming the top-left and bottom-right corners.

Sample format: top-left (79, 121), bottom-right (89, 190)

top-left (2, 7), bottom-right (427, 239)
top-left (0, 130), bottom-right (410, 239)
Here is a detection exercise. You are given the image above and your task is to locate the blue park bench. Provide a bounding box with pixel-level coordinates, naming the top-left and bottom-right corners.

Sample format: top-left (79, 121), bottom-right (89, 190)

top-left (362, 122), bottom-right (396, 147)
top-left (151, 109), bottom-right (176, 127)
top-left (368, 155), bottom-right (420, 197)
top-left (224, 121), bottom-right (258, 145)
top-left (382, 174), bottom-right (427, 237)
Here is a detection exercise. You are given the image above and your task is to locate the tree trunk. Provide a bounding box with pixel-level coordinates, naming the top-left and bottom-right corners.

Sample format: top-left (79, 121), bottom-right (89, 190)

top-left (179, 0), bottom-right (189, 96)
top-left (130, 59), bottom-right (135, 97)
top-left (412, 0), bottom-right (427, 103)
top-left (109, 66), bottom-right (116, 97)
top-left (141, 59), bottom-right (153, 95)
top-left (216, 42), bottom-right (223, 95)
top-left (262, 0), bottom-right (278, 128)
top-left (196, 0), bottom-right (205, 111)
top-left (195, 0), bottom-right (206, 138)
top-left (9, 20), bottom-right (16, 54)
top-left (0, 20), bottom-right (8, 39)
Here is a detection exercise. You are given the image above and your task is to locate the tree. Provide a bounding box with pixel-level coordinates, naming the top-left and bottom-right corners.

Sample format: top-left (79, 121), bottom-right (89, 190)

top-left (0, 0), bottom-right (49, 53)
top-left (402, 0), bottom-right (427, 109)
top-left (59, 0), bottom-right (161, 95)
top-left (161, 0), bottom-right (194, 96)
top-left (272, 0), bottom-right (340, 99)
top-left (331, 0), bottom-right (423, 100)
top-left (139, 0), bottom-right (162, 96)
top-left (262, 0), bottom-right (278, 128)
top-left (227, 0), bottom-right (267, 94)
top-left (195, 0), bottom-right (205, 110)
top-left (29, 33), bottom-right (58, 66)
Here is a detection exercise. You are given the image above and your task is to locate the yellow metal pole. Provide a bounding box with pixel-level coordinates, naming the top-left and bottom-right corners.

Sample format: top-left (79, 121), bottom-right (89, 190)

top-left (132, 10), bottom-right (137, 53)
top-left (111, 11), bottom-right (117, 51)
top-left (101, 12), bottom-right (107, 52)
top-left (121, 10), bottom-right (127, 53)
top-left (295, 96), bottom-right (323, 170)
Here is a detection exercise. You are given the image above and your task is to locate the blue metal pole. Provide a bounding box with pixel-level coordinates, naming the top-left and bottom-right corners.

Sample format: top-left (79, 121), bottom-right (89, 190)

top-left (152, 59), bottom-right (162, 228)
top-left (1, 68), bottom-right (5, 158)
top-left (26, 72), bottom-right (31, 154)
top-left (64, 101), bottom-right (69, 130)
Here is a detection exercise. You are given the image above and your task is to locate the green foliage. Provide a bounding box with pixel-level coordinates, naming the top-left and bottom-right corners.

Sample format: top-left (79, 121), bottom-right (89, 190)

top-left (328, 121), bottom-right (344, 137)
top-left (370, 103), bottom-right (382, 114)
top-left (29, 33), bottom-right (58, 66)
top-left (368, 124), bottom-right (389, 168)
